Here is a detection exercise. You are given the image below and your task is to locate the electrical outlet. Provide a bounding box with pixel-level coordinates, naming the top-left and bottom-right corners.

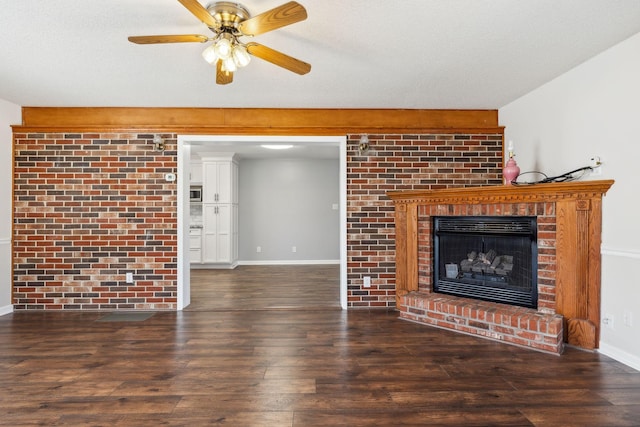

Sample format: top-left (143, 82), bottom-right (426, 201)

top-left (602, 314), bottom-right (614, 329)
top-left (363, 276), bottom-right (371, 288)
top-left (623, 310), bottom-right (633, 327)
top-left (125, 272), bottom-right (133, 283)
top-left (292, 246), bottom-right (297, 253)
top-left (590, 156), bottom-right (602, 176)
top-left (256, 246), bottom-right (261, 253)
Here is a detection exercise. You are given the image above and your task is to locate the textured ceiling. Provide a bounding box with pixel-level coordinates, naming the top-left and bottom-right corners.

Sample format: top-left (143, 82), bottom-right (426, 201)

top-left (2, 0), bottom-right (640, 110)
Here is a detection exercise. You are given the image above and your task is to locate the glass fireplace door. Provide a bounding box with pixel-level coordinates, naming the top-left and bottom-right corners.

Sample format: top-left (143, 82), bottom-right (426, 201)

top-left (433, 216), bottom-right (538, 308)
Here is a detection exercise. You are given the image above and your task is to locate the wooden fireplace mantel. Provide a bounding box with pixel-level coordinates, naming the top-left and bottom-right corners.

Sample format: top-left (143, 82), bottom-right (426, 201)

top-left (387, 180), bottom-right (615, 205)
top-left (387, 179), bottom-right (614, 350)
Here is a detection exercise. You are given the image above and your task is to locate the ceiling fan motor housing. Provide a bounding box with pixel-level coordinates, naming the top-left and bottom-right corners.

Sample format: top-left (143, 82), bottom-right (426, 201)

top-left (207, 2), bottom-right (250, 30)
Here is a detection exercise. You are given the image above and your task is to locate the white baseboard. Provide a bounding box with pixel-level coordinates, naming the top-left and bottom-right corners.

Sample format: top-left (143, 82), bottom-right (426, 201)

top-left (599, 342), bottom-right (640, 372)
top-left (190, 260), bottom-right (339, 268)
top-left (191, 261), bottom-right (239, 269)
top-left (238, 259), bottom-right (340, 266)
top-left (0, 304), bottom-right (13, 316)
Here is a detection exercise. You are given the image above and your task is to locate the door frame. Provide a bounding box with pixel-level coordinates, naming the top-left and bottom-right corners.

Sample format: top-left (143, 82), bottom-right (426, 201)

top-left (177, 135), bottom-right (348, 310)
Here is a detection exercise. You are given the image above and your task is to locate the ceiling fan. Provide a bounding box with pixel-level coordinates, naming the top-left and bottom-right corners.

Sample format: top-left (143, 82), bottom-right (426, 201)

top-left (128, 0), bottom-right (311, 85)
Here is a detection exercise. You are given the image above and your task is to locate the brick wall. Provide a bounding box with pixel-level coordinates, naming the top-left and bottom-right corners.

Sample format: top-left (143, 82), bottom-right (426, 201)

top-left (346, 133), bottom-right (503, 308)
top-left (13, 132), bottom-right (178, 310)
top-left (12, 131), bottom-right (503, 310)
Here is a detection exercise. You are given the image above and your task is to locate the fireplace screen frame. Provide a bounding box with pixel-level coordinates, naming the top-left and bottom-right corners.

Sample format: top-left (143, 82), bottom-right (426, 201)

top-left (432, 215), bottom-right (538, 309)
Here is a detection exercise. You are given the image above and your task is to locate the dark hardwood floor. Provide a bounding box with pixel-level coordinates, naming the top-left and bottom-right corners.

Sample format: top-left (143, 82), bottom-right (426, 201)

top-left (187, 264), bottom-right (341, 311)
top-left (1, 266), bottom-right (640, 426)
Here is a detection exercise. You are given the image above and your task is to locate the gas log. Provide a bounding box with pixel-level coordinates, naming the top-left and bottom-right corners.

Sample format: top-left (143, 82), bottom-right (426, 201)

top-left (460, 251), bottom-right (514, 276)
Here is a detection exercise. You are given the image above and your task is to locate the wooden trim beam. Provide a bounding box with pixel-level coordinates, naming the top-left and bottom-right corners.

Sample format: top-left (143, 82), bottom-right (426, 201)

top-left (15, 107), bottom-right (502, 135)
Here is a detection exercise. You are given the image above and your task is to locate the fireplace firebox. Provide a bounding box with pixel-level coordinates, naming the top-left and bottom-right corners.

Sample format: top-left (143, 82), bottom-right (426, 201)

top-left (433, 216), bottom-right (538, 308)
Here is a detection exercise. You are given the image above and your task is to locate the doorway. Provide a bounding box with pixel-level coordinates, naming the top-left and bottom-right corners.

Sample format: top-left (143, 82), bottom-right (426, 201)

top-left (176, 135), bottom-right (348, 310)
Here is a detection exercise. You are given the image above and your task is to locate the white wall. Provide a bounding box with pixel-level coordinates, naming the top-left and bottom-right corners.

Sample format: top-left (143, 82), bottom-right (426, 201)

top-left (238, 158), bottom-right (340, 263)
top-left (500, 32), bottom-right (640, 370)
top-left (0, 99), bottom-right (20, 315)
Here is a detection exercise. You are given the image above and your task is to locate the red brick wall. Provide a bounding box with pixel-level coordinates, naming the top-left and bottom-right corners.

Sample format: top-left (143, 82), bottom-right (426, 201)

top-left (12, 131), bottom-right (503, 310)
top-left (346, 133), bottom-right (503, 308)
top-left (13, 132), bottom-right (178, 310)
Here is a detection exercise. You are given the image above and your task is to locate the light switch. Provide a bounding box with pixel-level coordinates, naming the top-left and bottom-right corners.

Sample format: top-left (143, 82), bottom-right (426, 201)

top-left (363, 276), bottom-right (371, 288)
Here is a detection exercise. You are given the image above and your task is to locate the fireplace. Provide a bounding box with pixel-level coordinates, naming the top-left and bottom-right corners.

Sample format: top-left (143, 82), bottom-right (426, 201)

top-left (433, 216), bottom-right (537, 309)
top-left (387, 180), bottom-right (614, 353)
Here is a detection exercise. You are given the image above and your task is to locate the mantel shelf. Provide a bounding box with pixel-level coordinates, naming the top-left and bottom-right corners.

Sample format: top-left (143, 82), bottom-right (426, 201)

top-left (387, 180), bottom-right (614, 205)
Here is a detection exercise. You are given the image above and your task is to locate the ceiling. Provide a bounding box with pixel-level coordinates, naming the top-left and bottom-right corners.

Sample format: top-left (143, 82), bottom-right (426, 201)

top-left (2, 0), bottom-right (640, 111)
top-left (189, 137), bottom-right (341, 160)
top-left (3, 1), bottom-right (640, 161)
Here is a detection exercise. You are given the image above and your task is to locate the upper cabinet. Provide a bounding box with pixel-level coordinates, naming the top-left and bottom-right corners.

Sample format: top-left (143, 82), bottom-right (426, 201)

top-left (190, 160), bottom-right (203, 184)
top-left (202, 155), bottom-right (238, 205)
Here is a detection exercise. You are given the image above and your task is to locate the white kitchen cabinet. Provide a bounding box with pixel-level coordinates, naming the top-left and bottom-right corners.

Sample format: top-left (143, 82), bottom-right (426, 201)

top-left (202, 156), bottom-right (238, 204)
top-left (189, 227), bottom-right (202, 263)
top-left (200, 154), bottom-right (238, 268)
top-left (202, 204), bottom-right (231, 263)
top-left (190, 161), bottom-right (203, 184)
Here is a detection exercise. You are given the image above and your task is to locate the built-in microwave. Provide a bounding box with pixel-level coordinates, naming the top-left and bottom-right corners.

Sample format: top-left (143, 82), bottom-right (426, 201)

top-left (189, 185), bottom-right (202, 203)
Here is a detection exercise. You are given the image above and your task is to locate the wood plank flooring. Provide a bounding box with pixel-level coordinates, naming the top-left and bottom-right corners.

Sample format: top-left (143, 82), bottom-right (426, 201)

top-left (187, 264), bottom-right (341, 311)
top-left (1, 266), bottom-right (640, 426)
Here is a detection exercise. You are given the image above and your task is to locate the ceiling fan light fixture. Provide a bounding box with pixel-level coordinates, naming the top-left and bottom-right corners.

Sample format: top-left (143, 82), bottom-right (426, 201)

top-left (129, 0), bottom-right (311, 85)
top-left (221, 56), bottom-right (237, 72)
top-left (214, 34), bottom-right (233, 59)
top-left (201, 44), bottom-right (218, 64)
top-left (232, 44), bottom-right (251, 68)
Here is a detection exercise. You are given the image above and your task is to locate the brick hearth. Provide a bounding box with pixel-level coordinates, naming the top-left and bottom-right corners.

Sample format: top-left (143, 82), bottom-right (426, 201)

top-left (402, 292), bottom-right (564, 354)
top-left (388, 180), bottom-right (613, 354)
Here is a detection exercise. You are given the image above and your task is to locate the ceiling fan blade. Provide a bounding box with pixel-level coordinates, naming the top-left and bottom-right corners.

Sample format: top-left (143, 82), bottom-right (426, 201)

top-left (238, 1), bottom-right (307, 36)
top-left (128, 34), bottom-right (209, 44)
top-left (177, 0), bottom-right (219, 29)
top-left (246, 42), bottom-right (311, 75)
top-left (216, 61), bottom-right (234, 85)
